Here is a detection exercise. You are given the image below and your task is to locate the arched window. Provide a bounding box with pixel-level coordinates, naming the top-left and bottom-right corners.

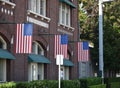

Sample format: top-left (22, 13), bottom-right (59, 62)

top-left (0, 36), bottom-right (7, 49)
top-left (32, 41), bottom-right (44, 55)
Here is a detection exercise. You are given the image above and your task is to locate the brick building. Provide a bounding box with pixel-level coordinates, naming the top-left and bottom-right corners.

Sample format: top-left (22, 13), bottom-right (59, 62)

top-left (0, 0), bottom-right (79, 82)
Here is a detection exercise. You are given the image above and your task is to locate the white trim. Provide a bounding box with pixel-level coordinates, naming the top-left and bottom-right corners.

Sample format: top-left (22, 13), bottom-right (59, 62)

top-left (58, 23), bottom-right (75, 31)
top-left (28, 63), bottom-right (38, 81)
top-left (32, 41), bottom-right (44, 55)
top-left (28, 0), bottom-right (47, 19)
top-left (0, 36), bottom-right (7, 49)
top-left (27, 10), bottom-right (51, 22)
top-left (60, 66), bottom-right (69, 80)
top-left (38, 64), bottom-right (44, 80)
top-left (27, 16), bottom-right (49, 28)
top-left (57, 29), bottom-right (73, 36)
top-left (64, 67), bottom-right (69, 80)
top-left (59, 3), bottom-right (71, 27)
top-left (0, 0), bottom-right (16, 8)
top-left (28, 63), bottom-right (44, 81)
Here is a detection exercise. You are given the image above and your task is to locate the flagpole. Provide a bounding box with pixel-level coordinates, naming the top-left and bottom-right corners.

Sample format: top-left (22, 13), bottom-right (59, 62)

top-left (58, 62), bottom-right (61, 88)
top-left (56, 55), bottom-right (63, 88)
top-left (99, 0), bottom-right (113, 84)
top-left (99, 0), bottom-right (104, 82)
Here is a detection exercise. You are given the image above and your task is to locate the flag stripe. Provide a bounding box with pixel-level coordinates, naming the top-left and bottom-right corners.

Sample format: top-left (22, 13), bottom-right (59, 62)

top-left (77, 42), bottom-right (89, 62)
top-left (21, 24), bottom-right (24, 53)
top-left (15, 23), bottom-right (33, 53)
top-left (16, 24), bottom-right (19, 53)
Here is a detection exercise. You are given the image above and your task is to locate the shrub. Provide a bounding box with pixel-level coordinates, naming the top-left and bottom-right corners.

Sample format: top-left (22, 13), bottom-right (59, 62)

top-left (89, 84), bottom-right (106, 88)
top-left (46, 80), bottom-right (58, 88)
top-left (0, 80), bottom-right (80, 88)
top-left (79, 77), bottom-right (102, 88)
top-left (0, 82), bottom-right (16, 88)
top-left (104, 77), bottom-right (120, 88)
top-left (110, 82), bottom-right (120, 88)
top-left (61, 80), bottom-right (80, 88)
top-left (16, 82), bottom-right (28, 88)
top-left (104, 77), bottom-right (120, 83)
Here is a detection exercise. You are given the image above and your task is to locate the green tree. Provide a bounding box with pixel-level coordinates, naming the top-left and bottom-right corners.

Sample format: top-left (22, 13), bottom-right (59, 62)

top-left (79, 0), bottom-right (120, 77)
top-left (103, 0), bottom-right (120, 76)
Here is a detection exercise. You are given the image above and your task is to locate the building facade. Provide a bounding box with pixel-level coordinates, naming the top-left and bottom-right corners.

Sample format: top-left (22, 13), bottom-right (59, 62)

top-left (0, 0), bottom-right (79, 82)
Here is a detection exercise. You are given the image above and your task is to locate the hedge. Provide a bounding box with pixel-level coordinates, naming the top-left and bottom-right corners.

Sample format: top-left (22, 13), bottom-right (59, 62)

top-left (61, 80), bottom-right (80, 88)
top-left (0, 80), bottom-right (80, 88)
top-left (110, 82), bottom-right (120, 88)
top-left (104, 77), bottom-right (120, 83)
top-left (104, 77), bottom-right (120, 88)
top-left (79, 77), bottom-right (102, 88)
top-left (89, 84), bottom-right (106, 88)
top-left (0, 82), bottom-right (16, 88)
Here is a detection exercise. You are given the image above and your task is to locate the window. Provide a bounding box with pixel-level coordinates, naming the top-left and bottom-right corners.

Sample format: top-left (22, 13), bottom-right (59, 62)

top-left (0, 36), bottom-right (7, 49)
top-left (28, 41), bottom-right (44, 81)
top-left (59, 3), bottom-right (70, 26)
top-left (28, 63), bottom-right (37, 80)
top-left (28, 0), bottom-right (46, 16)
top-left (0, 36), bottom-right (7, 82)
top-left (32, 42), bottom-right (44, 55)
top-left (60, 66), bottom-right (69, 80)
top-left (64, 67), bottom-right (69, 80)
top-left (28, 63), bottom-right (44, 81)
top-left (81, 62), bottom-right (86, 77)
top-left (31, 63), bottom-right (37, 80)
top-left (0, 59), bottom-right (6, 82)
top-left (38, 64), bottom-right (44, 80)
top-left (0, 41), bottom-right (3, 48)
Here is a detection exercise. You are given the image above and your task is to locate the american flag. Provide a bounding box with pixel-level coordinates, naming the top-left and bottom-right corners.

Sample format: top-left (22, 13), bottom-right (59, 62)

top-left (15, 23), bottom-right (33, 53)
top-left (77, 41), bottom-right (89, 62)
top-left (54, 35), bottom-right (68, 58)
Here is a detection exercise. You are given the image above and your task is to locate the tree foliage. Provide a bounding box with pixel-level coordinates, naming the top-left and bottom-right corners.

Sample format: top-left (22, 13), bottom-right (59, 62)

top-left (79, 0), bottom-right (120, 77)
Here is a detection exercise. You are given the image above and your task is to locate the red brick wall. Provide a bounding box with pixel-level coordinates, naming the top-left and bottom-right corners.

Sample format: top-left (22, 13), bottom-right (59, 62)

top-left (0, 0), bottom-right (79, 81)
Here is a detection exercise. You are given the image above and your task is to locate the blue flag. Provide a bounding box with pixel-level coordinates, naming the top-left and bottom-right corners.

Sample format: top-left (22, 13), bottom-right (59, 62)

top-left (24, 23), bottom-right (33, 36)
top-left (61, 34), bottom-right (68, 44)
top-left (83, 41), bottom-right (89, 50)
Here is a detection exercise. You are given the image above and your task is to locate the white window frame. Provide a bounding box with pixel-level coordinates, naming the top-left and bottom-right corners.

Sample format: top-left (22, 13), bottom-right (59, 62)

top-left (28, 63), bottom-right (44, 81)
top-left (38, 63), bottom-right (44, 80)
top-left (4, 0), bottom-right (9, 1)
top-left (0, 0), bottom-right (16, 8)
top-left (81, 62), bottom-right (86, 77)
top-left (28, 0), bottom-right (46, 16)
top-left (0, 36), bottom-right (7, 82)
top-left (60, 66), bottom-right (69, 80)
top-left (0, 60), bottom-right (6, 82)
top-left (32, 41), bottom-right (44, 55)
top-left (28, 63), bottom-right (38, 81)
top-left (0, 36), bottom-right (7, 49)
top-left (28, 41), bottom-right (45, 81)
top-left (59, 3), bottom-right (70, 26)
top-left (64, 66), bottom-right (69, 80)
top-left (60, 67), bottom-right (64, 80)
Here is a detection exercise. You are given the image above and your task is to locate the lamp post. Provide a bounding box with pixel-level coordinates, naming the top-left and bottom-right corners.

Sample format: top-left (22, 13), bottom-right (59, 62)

top-left (99, 0), bottom-right (113, 83)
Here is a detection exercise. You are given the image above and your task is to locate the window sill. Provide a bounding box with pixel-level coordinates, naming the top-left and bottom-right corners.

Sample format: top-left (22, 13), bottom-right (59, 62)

top-left (0, 0), bottom-right (16, 8)
top-left (58, 23), bottom-right (75, 31)
top-left (0, 81), bottom-right (6, 83)
top-left (27, 10), bottom-right (51, 22)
